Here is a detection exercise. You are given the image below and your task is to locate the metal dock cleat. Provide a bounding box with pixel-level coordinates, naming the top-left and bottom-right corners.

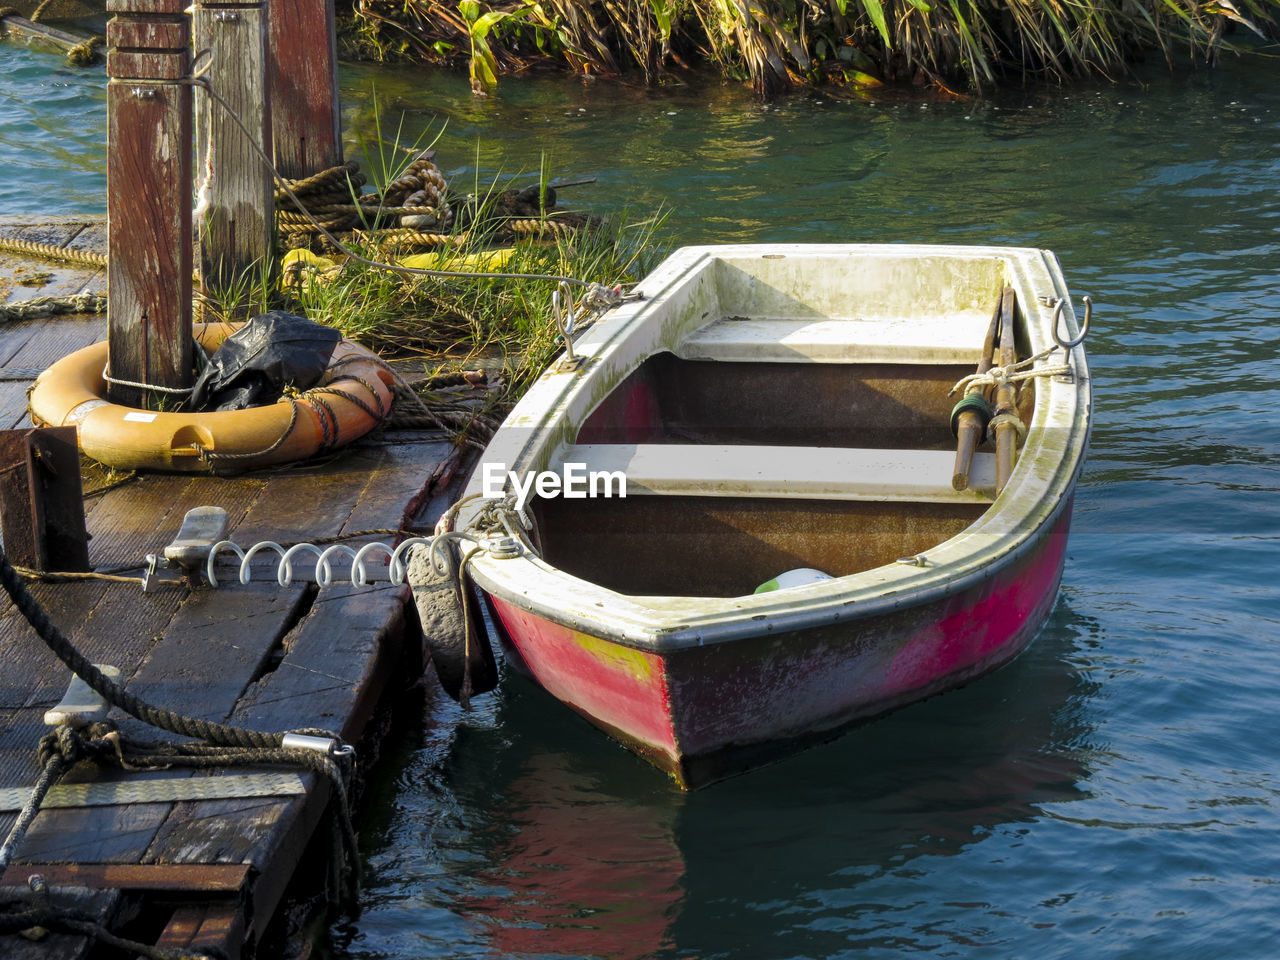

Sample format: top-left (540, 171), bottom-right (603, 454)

top-left (142, 505), bottom-right (229, 592)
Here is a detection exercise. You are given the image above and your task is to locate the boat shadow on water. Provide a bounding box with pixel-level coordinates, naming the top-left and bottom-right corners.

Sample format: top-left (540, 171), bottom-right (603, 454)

top-left (415, 595), bottom-right (1103, 959)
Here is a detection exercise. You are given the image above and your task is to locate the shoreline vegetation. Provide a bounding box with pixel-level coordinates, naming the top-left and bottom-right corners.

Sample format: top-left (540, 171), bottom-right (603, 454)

top-left (337, 0), bottom-right (1279, 98)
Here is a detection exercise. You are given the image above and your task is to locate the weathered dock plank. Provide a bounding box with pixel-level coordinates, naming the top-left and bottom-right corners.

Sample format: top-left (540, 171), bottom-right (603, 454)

top-left (0, 223), bottom-right (469, 958)
top-left (0, 217), bottom-right (106, 306)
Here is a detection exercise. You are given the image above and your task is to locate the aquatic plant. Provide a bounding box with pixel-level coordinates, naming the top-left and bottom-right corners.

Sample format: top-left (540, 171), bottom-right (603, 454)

top-left (282, 166), bottom-right (669, 418)
top-left (341, 0), bottom-right (1278, 96)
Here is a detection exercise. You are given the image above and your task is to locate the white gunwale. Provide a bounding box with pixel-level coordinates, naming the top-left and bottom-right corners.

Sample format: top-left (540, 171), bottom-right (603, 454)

top-left (458, 243), bottom-right (1092, 652)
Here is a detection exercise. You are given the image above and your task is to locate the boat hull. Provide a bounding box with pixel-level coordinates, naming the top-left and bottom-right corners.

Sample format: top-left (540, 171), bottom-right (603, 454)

top-left (484, 500), bottom-right (1072, 788)
top-left (454, 243), bottom-right (1092, 787)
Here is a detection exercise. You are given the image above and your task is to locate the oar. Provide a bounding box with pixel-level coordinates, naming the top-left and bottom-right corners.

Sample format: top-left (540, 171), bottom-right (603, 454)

top-left (993, 286), bottom-right (1019, 494)
top-left (547, 178), bottom-right (598, 190)
top-left (951, 296), bottom-right (1001, 491)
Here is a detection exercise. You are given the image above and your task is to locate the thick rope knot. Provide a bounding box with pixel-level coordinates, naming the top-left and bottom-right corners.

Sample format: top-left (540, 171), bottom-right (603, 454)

top-left (0, 293), bottom-right (107, 324)
top-left (468, 494), bottom-right (525, 537)
top-left (582, 282), bottom-right (626, 310)
top-left (987, 411), bottom-right (1028, 443)
top-left (36, 721), bottom-right (121, 771)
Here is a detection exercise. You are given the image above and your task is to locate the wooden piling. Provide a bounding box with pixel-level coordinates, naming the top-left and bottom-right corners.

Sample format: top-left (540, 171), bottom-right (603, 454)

top-left (0, 427), bottom-right (90, 573)
top-left (192, 0), bottom-right (274, 303)
top-left (105, 0), bottom-right (193, 408)
top-left (268, 0), bottom-right (342, 179)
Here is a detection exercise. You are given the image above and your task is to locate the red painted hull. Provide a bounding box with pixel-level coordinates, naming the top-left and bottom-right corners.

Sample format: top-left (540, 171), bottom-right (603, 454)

top-left (484, 504), bottom-right (1072, 787)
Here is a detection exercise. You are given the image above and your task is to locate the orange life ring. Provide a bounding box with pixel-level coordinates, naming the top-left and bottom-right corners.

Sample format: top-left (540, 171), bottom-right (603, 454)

top-left (28, 322), bottom-right (396, 472)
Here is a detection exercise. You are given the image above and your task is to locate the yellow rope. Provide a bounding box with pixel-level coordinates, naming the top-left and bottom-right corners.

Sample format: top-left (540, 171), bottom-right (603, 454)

top-left (0, 235), bottom-right (106, 267)
top-left (66, 35), bottom-right (104, 67)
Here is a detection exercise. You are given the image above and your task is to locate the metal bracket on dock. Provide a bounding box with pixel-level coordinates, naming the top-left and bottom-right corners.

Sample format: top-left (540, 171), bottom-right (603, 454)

top-left (45, 664), bottom-right (120, 728)
top-left (142, 505), bottom-right (229, 592)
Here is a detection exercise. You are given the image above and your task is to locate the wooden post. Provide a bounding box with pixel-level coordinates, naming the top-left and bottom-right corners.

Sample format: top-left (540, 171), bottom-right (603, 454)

top-left (106, 0), bottom-right (193, 408)
top-left (193, 0), bottom-right (274, 302)
top-left (268, 0), bottom-right (342, 179)
top-left (0, 427), bottom-right (90, 573)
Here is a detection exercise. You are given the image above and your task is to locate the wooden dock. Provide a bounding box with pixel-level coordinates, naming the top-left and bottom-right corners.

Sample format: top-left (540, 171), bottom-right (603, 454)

top-left (0, 216), bottom-right (467, 958)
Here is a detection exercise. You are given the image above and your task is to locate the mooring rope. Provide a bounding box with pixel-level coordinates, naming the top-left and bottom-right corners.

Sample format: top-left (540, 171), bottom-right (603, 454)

top-left (0, 544), bottom-right (363, 922)
top-left (0, 895), bottom-right (222, 960)
top-left (0, 235), bottom-right (106, 268)
top-left (0, 725), bottom-right (228, 959)
top-left (0, 293), bottom-right (106, 323)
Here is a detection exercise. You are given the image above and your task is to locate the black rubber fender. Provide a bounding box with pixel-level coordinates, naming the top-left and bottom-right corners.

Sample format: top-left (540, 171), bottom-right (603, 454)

top-left (408, 541), bottom-right (498, 706)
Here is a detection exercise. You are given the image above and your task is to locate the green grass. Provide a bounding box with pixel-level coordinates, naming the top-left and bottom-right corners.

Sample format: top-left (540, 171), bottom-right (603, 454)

top-left (279, 192), bottom-right (668, 423)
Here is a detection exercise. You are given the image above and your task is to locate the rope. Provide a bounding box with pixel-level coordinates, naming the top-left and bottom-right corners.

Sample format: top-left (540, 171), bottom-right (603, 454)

top-left (196, 397), bottom-right (300, 468)
top-left (0, 747), bottom-right (68, 870)
top-left (948, 345), bottom-right (1071, 397)
top-left (10, 563), bottom-right (144, 586)
top-left (189, 71), bottom-right (639, 304)
top-left (100, 363), bottom-right (197, 397)
top-left (0, 293), bottom-right (105, 324)
top-left (987, 411), bottom-right (1028, 444)
top-left (0, 235), bottom-right (106, 267)
top-left (65, 35), bottom-right (103, 67)
top-left (0, 724), bottom-right (227, 957)
top-left (195, 365), bottom-right (390, 469)
top-left (0, 544), bottom-right (363, 912)
top-left (0, 904), bottom-right (222, 960)
top-left (0, 547), bottom-right (298, 750)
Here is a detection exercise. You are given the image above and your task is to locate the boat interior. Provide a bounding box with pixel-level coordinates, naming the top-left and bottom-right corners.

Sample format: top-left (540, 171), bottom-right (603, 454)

top-left (530, 253), bottom-right (1039, 598)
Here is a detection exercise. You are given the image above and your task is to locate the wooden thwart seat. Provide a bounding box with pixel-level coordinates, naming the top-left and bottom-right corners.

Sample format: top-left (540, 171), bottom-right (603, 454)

top-left (558, 443), bottom-right (997, 502)
top-left (676, 314), bottom-right (992, 364)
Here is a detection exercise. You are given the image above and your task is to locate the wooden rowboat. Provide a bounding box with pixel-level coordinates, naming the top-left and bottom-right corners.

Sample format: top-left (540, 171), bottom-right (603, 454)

top-left (450, 243), bottom-right (1092, 788)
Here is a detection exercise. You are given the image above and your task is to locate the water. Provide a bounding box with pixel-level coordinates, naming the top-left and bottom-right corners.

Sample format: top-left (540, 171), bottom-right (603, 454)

top-left (5, 37), bottom-right (1280, 959)
top-left (0, 44), bottom-right (106, 215)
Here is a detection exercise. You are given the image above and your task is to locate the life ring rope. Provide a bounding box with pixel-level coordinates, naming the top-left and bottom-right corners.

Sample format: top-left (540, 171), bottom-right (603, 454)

top-left (28, 324), bottom-right (396, 473)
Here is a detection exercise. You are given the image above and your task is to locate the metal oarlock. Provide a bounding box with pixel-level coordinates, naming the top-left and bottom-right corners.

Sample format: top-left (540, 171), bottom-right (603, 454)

top-left (1050, 295), bottom-right (1093, 349)
top-left (551, 281), bottom-right (579, 365)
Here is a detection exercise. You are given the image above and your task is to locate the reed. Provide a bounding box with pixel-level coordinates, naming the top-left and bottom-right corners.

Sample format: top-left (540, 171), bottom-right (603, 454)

top-left (284, 178), bottom-right (669, 419)
top-left (342, 0), bottom-right (1278, 95)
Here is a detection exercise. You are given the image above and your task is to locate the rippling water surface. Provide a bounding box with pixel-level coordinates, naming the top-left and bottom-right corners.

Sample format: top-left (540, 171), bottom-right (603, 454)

top-left (5, 37), bottom-right (1279, 959)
